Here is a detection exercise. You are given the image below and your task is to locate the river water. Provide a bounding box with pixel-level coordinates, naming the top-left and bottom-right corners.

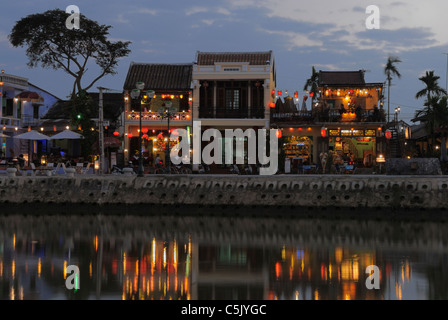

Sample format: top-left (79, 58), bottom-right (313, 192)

top-left (0, 207), bottom-right (447, 300)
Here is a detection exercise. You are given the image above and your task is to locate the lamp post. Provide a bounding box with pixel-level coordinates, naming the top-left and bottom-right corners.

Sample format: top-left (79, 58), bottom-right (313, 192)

top-left (130, 82), bottom-right (154, 177)
top-left (158, 101), bottom-right (177, 174)
top-left (394, 106), bottom-right (401, 129)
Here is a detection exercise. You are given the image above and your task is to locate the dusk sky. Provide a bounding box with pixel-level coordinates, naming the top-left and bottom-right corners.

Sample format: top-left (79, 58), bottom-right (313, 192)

top-left (2, 0), bottom-right (448, 123)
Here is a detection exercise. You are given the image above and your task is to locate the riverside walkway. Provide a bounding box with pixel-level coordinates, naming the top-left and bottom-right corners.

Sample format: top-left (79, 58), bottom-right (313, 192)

top-left (0, 174), bottom-right (448, 210)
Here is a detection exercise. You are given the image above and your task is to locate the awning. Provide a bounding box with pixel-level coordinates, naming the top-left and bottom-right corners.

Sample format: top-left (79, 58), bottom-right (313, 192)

top-left (15, 91), bottom-right (44, 102)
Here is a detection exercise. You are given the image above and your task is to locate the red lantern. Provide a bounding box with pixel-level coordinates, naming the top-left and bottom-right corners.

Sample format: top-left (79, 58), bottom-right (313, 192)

top-left (321, 127), bottom-right (327, 138)
top-left (277, 90), bottom-right (282, 96)
top-left (276, 130), bottom-right (282, 138)
top-left (128, 133), bottom-right (133, 138)
top-left (309, 92), bottom-right (314, 98)
top-left (385, 129), bottom-right (392, 139)
top-left (113, 131), bottom-right (119, 136)
top-left (141, 128), bottom-right (148, 134)
top-left (269, 102), bottom-right (276, 108)
top-left (142, 134), bottom-right (149, 139)
top-left (271, 90), bottom-right (275, 97)
top-left (294, 91), bottom-right (298, 98)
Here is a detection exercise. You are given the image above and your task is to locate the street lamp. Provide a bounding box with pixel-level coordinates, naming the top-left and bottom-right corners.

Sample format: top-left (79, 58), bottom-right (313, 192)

top-left (130, 82), bottom-right (154, 177)
top-left (158, 101), bottom-right (177, 174)
top-left (394, 106), bottom-right (401, 127)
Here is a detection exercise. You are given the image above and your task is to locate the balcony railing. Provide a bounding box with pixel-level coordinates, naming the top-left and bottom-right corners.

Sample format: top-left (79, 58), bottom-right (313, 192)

top-left (127, 111), bottom-right (191, 122)
top-left (22, 114), bottom-right (41, 127)
top-left (271, 109), bottom-right (385, 123)
top-left (0, 117), bottom-right (21, 128)
top-left (199, 106), bottom-right (265, 119)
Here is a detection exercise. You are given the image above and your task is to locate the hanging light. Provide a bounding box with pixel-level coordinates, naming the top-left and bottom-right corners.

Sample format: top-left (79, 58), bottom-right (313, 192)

top-left (294, 91), bottom-right (298, 98)
top-left (269, 102), bottom-right (276, 108)
top-left (276, 130), bottom-right (282, 138)
top-left (113, 131), bottom-right (119, 136)
top-left (141, 128), bottom-right (148, 134)
top-left (321, 127), bottom-right (327, 138)
top-left (385, 129), bottom-right (392, 139)
top-left (128, 133), bottom-right (133, 138)
top-left (277, 90), bottom-right (282, 96)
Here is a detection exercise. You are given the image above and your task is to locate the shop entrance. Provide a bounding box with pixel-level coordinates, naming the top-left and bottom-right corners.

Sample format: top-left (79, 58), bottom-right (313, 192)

top-left (331, 137), bottom-right (376, 167)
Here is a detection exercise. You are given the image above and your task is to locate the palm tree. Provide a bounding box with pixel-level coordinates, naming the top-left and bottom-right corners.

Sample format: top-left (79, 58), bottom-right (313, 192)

top-left (303, 66), bottom-right (319, 108)
top-left (415, 70), bottom-right (448, 157)
top-left (414, 96), bottom-right (448, 160)
top-left (384, 56), bottom-right (402, 123)
top-left (415, 70), bottom-right (447, 102)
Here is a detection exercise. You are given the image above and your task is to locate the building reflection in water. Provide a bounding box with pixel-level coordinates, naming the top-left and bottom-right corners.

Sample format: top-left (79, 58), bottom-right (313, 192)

top-left (0, 214), bottom-right (446, 300)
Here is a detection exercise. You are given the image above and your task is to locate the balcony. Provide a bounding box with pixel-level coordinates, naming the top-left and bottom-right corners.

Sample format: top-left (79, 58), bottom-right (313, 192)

top-left (271, 109), bottom-right (385, 124)
top-left (0, 116), bottom-right (21, 128)
top-left (126, 111), bottom-right (191, 122)
top-left (199, 106), bottom-right (265, 119)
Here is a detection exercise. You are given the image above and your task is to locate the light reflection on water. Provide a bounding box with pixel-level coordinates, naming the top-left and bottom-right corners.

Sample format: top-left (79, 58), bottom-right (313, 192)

top-left (0, 211), bottom-right (447, 300)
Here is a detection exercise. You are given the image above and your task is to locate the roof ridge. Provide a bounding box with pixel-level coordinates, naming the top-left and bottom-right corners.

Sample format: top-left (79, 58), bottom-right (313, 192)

top-left (131, 62), bottom-right (193, 66)
top-left (197, 51), bottom-right (272, 54)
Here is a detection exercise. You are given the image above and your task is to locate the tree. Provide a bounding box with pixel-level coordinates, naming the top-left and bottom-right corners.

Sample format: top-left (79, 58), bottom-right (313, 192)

top-left (9, 9), bottom-right (131, 99)
top-left (414, 96), bottom-right (448, 160)
top-left (384, 56), bottom-right (401, 123)
top-left (415, 70), bottom-right (447, 102)
top-left (303, 66), bottom-right (319, 108)
top-left (415, 70), bottom-right (448, 157)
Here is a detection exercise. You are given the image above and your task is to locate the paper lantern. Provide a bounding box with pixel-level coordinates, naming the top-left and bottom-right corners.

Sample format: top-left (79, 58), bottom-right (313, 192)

top-left (385, 129), bottom-right (392, 139)
top-left (321, 127), bottom-right (327, 138)
top-left (142, 134), bottom-right (149, 139)
top-left (141, 128), bottom-right (148, 134)
top-left (269, 102), bottom-right (276, 108)
top-left (294, 91), bottom-right (298, 98)
top-left (113, 131), bottom-right (119, 136)
top-left (276, 130), bottom-right (282, 138)
top-left (128, 133), bottom-right (133, 138)
top-left (277, 90), bottom-right (282, 96)
top-left (309, 92), bottom-right (314, 97)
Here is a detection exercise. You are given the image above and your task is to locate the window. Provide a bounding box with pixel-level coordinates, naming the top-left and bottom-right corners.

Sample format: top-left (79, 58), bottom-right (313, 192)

top-left (33, 105), bottom-right (40, 119)
top-left (223, 68), bottom-right (240, 72)
top-left (226, 89), bottom-right (240, 109)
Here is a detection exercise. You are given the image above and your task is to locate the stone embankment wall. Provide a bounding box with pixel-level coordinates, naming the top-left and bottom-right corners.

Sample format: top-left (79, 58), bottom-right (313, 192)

top-left (1, 174), bottom-right (448, 209)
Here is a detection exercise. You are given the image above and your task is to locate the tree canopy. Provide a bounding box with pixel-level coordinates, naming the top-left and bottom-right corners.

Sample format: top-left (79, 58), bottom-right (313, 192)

top-left (9, 9), bottom-right (131, 98)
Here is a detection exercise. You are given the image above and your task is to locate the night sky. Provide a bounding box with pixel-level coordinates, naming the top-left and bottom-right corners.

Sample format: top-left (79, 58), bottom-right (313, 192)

top-left (1, 0), bottom-right (448, 122)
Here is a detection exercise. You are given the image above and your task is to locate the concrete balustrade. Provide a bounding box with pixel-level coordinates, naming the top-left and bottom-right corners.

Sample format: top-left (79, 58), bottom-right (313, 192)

top-left (0, 174), bottom-right (448, 209)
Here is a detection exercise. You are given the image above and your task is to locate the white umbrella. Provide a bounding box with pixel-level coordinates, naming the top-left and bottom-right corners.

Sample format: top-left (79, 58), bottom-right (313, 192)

top-left (14, 130), bottom-right (50, 140)
top-left (50, 129), bottom-right (84, 140)
top-left (13, 130), bottom-right (50, 166)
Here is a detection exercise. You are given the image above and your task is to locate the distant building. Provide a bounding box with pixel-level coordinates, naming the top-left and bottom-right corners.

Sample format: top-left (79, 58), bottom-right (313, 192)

top-left (0, 71), bottom-right (60, 159)
top-left (42, 92), bottom-right (124, 159)
top-left (271, 70), bottom-right (386, 171)
top-left (122, 62), bottom-right (193, 166)
top-left (192, 51), bottom-right (276, 171)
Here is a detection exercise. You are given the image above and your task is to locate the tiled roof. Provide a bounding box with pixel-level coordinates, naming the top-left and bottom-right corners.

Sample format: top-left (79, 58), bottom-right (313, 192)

top-left (43, 92), bottom-right (123, 120)
top-left (123, 63), bottom-right (193, 91)
top-left (318, 71), bottom-right (366, 86)
top-left (196, 51), bottom-right (273, 66)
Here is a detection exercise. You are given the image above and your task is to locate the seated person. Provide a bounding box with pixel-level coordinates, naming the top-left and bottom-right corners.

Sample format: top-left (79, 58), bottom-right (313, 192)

top-left (17, 154), bottom-right (25, 168)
